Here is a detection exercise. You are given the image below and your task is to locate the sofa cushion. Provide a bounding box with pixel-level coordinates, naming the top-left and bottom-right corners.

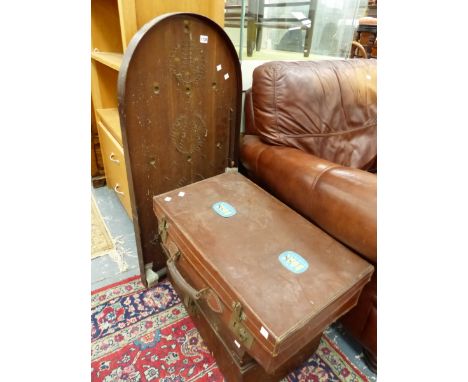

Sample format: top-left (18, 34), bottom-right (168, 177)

top-left (251, 59), bottom-right (377, 169)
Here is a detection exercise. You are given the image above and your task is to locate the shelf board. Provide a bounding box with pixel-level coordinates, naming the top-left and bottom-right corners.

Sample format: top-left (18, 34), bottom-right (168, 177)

top-left (91, 51), bottom-right (123, 71)
top-left (96, 108), bottom-right (122, 145)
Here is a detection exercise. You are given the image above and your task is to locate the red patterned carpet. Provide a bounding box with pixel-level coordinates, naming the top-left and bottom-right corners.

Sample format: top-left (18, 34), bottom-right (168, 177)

top-left (91, 276), bottom-right (370, 382)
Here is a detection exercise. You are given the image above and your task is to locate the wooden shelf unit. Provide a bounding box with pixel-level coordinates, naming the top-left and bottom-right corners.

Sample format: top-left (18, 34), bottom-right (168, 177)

top-left (91, 0), bottom-right (225, 219)
top-left (91, 52), bottom-right (122, 71)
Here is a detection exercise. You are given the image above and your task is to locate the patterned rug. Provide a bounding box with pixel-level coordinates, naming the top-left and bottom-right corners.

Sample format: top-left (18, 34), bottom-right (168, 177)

top-left (91, 195), bottom-right (115, 259)
top-left (91, 276), bottom-right (370, 382)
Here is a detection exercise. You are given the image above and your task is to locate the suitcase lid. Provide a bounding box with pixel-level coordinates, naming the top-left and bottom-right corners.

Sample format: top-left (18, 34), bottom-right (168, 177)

top-left (153, 172), bottom-right (374, 358)
top-left (118, 13), bottom-right (242, 278)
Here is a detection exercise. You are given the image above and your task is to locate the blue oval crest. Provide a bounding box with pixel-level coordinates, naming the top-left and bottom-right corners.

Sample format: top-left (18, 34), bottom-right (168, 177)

top-left (278, 251), bottom-right (309, 274)
top-left (212, 201), bottom-right (237, 218)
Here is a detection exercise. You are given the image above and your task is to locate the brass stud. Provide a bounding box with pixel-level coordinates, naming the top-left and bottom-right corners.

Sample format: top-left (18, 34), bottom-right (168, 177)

top-left (153, 82), bottom-right (160, 95)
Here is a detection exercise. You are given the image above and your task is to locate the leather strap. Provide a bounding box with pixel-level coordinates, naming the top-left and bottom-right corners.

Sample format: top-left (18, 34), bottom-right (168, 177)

top-left (167, 256), bottom-right (209, 301)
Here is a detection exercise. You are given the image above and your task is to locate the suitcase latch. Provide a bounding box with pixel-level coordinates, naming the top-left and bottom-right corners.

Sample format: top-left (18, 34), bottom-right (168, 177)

top-left (229, 301), bottom-right (254, 349)
top-left (158, 216), bottom-right (168, 244)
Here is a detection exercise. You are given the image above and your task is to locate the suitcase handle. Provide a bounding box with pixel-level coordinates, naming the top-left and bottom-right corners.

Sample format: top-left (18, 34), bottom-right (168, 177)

top-left (167, 256), bottom-right (209, 301)
top-left (163, 237), bottom-right (224, 314)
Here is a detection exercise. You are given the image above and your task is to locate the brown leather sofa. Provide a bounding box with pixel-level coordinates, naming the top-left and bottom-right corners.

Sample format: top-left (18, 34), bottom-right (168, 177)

top-left (240, 59), bottom-right (377, 371)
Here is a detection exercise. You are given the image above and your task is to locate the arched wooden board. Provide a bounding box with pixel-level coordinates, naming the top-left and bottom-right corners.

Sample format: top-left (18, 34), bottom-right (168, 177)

top-left (118, 13), bottom-right (242, 282)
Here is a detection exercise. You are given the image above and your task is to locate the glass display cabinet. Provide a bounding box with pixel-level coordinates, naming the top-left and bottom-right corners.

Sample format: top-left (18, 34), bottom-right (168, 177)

top-left (224, 0), bottom-right (369, 60)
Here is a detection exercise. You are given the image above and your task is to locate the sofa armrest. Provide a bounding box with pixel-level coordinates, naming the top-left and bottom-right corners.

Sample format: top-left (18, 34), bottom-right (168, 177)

top-left (241, 135), bottom-right (376, 264)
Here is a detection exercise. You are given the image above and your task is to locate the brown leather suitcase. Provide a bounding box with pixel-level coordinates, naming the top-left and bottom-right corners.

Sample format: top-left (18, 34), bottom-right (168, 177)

top-left (170, 256), bottom-right (323, 381)
top-left (171, 269), bottom-right (322, 382)
top-left (153, 172), bottom-right (374, 376)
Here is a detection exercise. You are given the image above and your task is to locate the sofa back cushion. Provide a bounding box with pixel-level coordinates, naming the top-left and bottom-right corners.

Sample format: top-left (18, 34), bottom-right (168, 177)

top-left (251, 59), bottom-right (377, 169)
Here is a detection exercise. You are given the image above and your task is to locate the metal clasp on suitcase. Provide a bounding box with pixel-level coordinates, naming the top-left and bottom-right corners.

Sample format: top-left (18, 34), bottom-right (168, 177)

top-left (229, 302), bottom-right (254, 349)
top-left (158, 216), bottom-right (169, 244)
